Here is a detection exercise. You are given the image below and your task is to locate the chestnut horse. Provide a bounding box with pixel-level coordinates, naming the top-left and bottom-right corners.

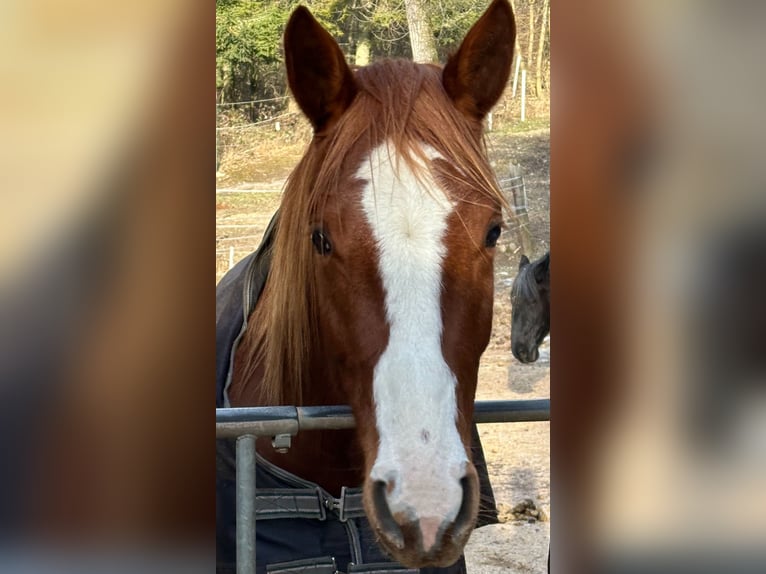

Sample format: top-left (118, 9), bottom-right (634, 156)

top-left (227, 0), bottom-right (515, 568)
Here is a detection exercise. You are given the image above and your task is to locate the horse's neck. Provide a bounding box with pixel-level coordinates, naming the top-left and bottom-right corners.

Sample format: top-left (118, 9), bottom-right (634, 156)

top-left (229, 336), bottom-right (365, 496)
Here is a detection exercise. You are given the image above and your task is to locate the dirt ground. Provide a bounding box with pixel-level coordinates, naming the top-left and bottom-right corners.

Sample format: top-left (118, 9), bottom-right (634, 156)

top-left (216, 128), bottom-right (550, 573)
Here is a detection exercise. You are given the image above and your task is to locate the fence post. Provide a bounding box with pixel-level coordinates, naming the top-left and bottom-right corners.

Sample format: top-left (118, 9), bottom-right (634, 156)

top-left (229, 246), bottom-right (235, 270)
top-left (521, 69), bottom-right (527, 122)
top-left (237, 434), bottom-right (257, 574)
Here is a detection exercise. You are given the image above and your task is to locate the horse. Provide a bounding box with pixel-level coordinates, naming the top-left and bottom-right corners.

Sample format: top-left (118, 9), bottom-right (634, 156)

top-left (218, 1), bottom-right (516, 570)
top-left (511, 252), bottom-right (550, 363)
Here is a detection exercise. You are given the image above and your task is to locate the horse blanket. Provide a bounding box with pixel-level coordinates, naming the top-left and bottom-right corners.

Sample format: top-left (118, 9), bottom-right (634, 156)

top-left (216, 211), bottom-right (498, 574)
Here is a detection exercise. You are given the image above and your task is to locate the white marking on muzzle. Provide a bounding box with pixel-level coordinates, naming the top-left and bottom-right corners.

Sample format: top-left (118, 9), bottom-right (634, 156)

top-left (359, 141), bottom-right (468, 524)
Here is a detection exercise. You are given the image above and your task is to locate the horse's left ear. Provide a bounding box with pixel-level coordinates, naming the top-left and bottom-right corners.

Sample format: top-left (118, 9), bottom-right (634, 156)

top-left (534, 252), bottom-right (550, 283)
top-left (442, 0), bottom-right (516, 121)
top-left (519, 254), bottom-right (530, 270)
top-left (284, 6), bottom-right (357, 134)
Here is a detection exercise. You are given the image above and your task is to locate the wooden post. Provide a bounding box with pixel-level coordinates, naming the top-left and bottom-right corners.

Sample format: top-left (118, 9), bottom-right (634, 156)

top-left (229, 246), bottom-right (235, 270)
top-left (521, 69), bottom-right (527, 122)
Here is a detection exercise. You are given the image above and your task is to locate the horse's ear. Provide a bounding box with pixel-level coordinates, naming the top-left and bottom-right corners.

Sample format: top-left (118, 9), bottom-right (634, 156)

top-left (284, 7), bottom-right (357, 133)
top-left (519, 254), bottom-right (530, 270)
top-left (534, 252), bottom-right (550, 283)
top-left (442, 0), bottom-right (515, 121)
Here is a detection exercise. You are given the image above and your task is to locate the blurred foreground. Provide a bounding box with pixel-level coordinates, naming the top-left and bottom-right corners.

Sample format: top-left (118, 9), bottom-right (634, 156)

top-left (554, 2), bottom-right (766, 571)
top-left (1, 1), bottom-right (766, 572)
top-left (0, 2), bottom-right (213, 572)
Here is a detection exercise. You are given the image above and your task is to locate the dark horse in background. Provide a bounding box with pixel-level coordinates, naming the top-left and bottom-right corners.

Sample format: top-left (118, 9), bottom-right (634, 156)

top-left (217, 1), bottom-right (517, 573)
top-left (511, 252), bottom-right (550, 364)
top-left (510, 251), bottom-right (550, 574)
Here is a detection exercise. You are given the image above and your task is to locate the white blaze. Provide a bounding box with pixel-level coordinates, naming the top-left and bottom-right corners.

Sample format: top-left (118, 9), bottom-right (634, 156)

top-left (359, 141), bottom-right (467, 524)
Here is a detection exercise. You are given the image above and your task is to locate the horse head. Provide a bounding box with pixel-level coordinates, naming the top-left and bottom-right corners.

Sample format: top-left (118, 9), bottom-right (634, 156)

top-left (511, 252), bottom-right (550, 363)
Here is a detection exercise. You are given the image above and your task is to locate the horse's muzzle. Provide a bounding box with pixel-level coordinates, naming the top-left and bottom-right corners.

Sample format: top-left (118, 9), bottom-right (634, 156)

top-left (366, 466), bottom-right (479, 568)
top-left (513, 342), bottom-right (540, 363)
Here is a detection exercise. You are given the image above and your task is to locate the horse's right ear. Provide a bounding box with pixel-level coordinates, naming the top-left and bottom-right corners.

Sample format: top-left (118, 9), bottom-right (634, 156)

top-left (284, 7), bottom-right (357, 134)
top-left (519, 254), bottom-right (530, 270)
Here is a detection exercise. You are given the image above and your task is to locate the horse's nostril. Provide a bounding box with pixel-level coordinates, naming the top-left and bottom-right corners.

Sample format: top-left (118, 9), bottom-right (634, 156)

top-left (372, 480), bottom-right (404, 549)
top-left (513, 342), bottom-right (530, 362)
top-left (451, 474), bottom-right (479, 540)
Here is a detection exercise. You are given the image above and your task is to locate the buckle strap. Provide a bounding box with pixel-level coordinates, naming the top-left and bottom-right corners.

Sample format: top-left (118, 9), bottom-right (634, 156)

top-left (255, 486), bottom-right (366, 522)
top-left (336, 487), bottom-right (365, 522)
top-left (266, 556), bottom-right (337, 574)
top-left (255, 488), bottom-right (327, 521)
top-left (347, 563), bottom-right (418, 574)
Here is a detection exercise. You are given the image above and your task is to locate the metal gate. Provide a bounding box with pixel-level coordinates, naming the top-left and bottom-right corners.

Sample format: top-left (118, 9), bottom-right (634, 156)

top-left (216, 398), bottom-right (550, 574)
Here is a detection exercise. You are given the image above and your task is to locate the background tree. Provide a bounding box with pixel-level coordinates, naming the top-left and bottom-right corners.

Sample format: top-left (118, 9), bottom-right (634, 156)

top-left (404, 0), bottom-right (437, 62)
top-left (526, 0), bottom-right (536, 78)
top-left (216, 0), bottom-right (550, 120)
top-left (216, 0), bottom-right (348, 120)
top-left (534, 0), bottom-right (549, 96)
top-left (216, 1), bottom-right (286, 108)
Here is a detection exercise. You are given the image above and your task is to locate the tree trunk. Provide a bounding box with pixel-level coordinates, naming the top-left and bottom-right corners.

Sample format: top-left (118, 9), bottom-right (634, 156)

top-left (509, 0), bottom-right (526, 98)
top-left (355, 28), bottom-right (371, 66)
top-left (349, 0), bottom-right (371, 67)
top-left (527, 0), bottom-right (536, 80)
top-left (404, 0), bottom-right (437, 63)
top-left (355, 39), bottom-right (371, 67)
top-left (535, 0), bottom-right (549, 96)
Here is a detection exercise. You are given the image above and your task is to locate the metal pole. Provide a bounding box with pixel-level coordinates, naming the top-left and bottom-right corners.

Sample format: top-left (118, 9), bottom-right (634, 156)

top-left (217, 400), bottom-right (550, 438)
top-left (474, 399), bottom-right (549, 423)
top-left (236, 434), bottom-right (256, 574)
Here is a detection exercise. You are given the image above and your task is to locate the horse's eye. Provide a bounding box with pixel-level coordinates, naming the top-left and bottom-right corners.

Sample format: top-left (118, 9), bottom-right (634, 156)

top-left (312, 229), bottom-right (332, 255)
top-left (485, 224), bottom-right (502, 248)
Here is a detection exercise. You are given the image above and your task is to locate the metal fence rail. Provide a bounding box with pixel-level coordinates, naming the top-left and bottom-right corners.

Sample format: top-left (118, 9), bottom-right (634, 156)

top-left (216, 399), bottom-right (550, 438)
top-left (219, 399), bottom-right (549, 574)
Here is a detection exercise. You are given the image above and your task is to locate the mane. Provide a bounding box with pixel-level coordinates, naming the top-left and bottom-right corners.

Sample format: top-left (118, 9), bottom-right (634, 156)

top-left (513, 254), bottom-right (550, 301)
top-left (512, 265), bottom-right (541, 301)
top-left (240, 59), bottom-right (509, 405)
